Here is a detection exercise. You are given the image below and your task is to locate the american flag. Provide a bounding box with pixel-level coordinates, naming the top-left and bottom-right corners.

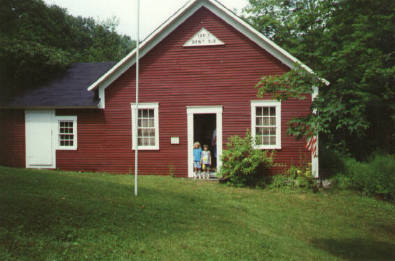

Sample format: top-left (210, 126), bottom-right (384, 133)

top-left (306, 136), bottom-right (318, 158)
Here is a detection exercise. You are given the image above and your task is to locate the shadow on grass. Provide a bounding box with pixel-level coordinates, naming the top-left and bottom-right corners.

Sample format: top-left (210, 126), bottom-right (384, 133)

top-left (311, 238), bottom-right (395, 261)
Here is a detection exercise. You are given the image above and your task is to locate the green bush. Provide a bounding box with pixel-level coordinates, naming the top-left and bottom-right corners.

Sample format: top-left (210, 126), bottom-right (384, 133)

top-left (218, 132), bottom-right (274, 187)
top-left (333, 153), bottom-right (395, 199)
top-left (267, 164), bottom-right (318, 191)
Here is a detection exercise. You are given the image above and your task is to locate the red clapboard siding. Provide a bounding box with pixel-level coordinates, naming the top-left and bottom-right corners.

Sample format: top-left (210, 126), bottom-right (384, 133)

top-left (55, 7), bottom-right (311, 176)
top-left (0, 110), bottom-right (25, 167)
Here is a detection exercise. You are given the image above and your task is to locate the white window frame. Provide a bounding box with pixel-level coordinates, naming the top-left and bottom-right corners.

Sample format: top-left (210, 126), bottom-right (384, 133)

top-left (56, 116), bottom-right (77, 150)
top-left (131, 103), bottom-right (159, 150)
top-left (251, 100), bottom-right (281, 150)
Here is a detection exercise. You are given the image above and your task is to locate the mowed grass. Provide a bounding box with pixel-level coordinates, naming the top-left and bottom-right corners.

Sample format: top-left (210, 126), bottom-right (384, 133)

top-left (0, 166), bottom-right (394, 260)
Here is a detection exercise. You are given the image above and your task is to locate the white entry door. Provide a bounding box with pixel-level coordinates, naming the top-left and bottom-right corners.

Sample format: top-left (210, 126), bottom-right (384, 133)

top-left (187, 106), bottom-right (223, 178)
top-left (25, 110), bottom-right (56, 168)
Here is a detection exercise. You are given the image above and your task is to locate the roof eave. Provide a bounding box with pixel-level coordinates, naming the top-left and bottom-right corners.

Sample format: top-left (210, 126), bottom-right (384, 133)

top-left (0, 105), bottom-right (100, 110)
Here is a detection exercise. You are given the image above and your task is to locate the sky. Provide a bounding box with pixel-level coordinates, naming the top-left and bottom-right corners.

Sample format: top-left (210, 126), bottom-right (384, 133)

top-left (43, 0), bottom-right (249, 39)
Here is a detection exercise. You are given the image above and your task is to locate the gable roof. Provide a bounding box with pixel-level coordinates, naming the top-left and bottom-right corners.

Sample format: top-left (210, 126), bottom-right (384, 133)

top-left (87, 0), bottom-right (328, 92)
top-left (1, 62), bottom-right (115, 109)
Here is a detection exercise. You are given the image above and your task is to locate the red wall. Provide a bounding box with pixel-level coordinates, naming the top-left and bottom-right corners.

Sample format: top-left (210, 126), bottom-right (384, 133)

top-left (56, 7), bottom-right (311, 176)
top-left (0, 110), bottom-right (25, 167)
top-left (0, 7), bottom-right (311, 176)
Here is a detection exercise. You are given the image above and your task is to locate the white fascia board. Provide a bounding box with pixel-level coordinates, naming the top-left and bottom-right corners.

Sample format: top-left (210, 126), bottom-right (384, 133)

top-left (88, 0), bottom-right (328, 93)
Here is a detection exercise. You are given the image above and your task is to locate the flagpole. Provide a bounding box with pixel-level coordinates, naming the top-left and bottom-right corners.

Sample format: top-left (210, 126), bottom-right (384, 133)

top-left (134, 0), bottom-right (140, 196)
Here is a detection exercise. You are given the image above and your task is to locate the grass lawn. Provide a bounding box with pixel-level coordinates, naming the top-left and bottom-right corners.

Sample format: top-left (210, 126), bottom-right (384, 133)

top-left (0, 166), bottom-right (394, 260)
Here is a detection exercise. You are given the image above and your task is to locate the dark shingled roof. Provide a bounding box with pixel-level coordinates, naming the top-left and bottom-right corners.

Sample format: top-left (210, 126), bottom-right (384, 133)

top-left (1, 62), bottom-right (115, 108)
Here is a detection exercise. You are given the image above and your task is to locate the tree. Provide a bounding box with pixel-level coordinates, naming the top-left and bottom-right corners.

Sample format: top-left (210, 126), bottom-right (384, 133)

top-left (0, 0), bottom-right (135, 98)
top-left (245, 0), bottom-right (395, 158)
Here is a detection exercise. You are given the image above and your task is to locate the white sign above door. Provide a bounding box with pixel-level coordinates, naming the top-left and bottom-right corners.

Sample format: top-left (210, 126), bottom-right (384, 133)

top-left (184, 27), bottom-right (224, 47)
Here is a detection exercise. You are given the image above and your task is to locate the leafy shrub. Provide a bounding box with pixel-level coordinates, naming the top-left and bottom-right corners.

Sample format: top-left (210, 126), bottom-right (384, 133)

top-left (218, 132), bottom-right (274, 187)
top-left (267, 164), bottom-right (318, 191)
top-left (333, 153), bottom-right (395, 199)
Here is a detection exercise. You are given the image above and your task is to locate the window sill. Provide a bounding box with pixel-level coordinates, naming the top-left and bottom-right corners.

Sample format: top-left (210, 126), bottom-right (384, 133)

top-left (254, 145), bottom-right (282, 150)
top-left (132, 146), bottom-right (160, 151)
top-left (56, 147), bottom-right (78, 151)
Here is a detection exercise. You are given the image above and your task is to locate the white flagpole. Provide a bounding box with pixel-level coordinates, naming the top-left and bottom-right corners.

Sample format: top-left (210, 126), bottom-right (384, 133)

top-left (134, 0), bottom-right (140, 196)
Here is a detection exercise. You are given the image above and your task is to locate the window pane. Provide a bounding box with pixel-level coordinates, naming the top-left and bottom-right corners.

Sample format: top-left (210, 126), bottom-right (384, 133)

top-left (263, 127), bottom-right (270, 135)
top-left (263, 117), bottom-right (270, 126)
top-left (270, 107), bottom-right (276, 116)
top-left (135, 106), bottom-right (157, 147)
top-left (147, 119), bottom-right (154, 127)
top-left (263, 107), bottom-right (269, 116)
top-left (60, 122), bottom-right (65, 127)
top-left (270, 117), bottom-right (276, 125)
top-left (256, 117), bottom-right (263, 126)
top-left (148, 109), bottom-right (154, 118)
top-left (148, 129), bottom-right (155, 137)
top-left (269, 127), bottom-right (276, 135)
top-left (270, 136), bottom-right (276, 145)
top-left (256, 107), bottom-right (263, 116)
top-left (256, 127), bottom-right (263, 135)
top-left (263, 136), bottom-right (269, 145)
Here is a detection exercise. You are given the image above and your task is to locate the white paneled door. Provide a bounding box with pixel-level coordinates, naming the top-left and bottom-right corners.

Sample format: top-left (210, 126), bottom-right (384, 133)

top-left (25, 110), bottom-right (56, 168)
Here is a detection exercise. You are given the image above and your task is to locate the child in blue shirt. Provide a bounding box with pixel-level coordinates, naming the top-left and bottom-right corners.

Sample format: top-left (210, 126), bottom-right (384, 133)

top-left (193, 141), bottom-right (202, 179)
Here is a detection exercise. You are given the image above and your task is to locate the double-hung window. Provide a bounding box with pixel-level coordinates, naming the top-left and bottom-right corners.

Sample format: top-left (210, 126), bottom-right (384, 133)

top-left (56, 116), bottom-right (77, 150)
top-left (251, 100), bottom-right (281, 149)
top-left (131, 103), bottom-right (159, 150)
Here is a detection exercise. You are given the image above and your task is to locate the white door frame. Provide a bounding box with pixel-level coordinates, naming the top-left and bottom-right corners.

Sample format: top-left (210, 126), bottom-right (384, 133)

top-left (25, 110), bottom-right (56, 169)
top-left (187, 106), bottom-right (223, 178)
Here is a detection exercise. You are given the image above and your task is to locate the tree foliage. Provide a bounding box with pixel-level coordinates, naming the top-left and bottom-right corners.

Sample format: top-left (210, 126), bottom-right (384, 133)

top-left (0, 0), bottom-right (135, 97)
top-left (245, 0), bottom-right (395, 158)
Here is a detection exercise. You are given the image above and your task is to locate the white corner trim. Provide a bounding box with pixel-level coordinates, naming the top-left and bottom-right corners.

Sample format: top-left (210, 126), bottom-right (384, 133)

top-left (311, 85), bottom-right (319, 178)
top-left (98, 87), bottom-right (105, 109)
top-left (251, 100), bottom-right (282, 150)
top-left (187, 105), bottom-right (223, 178)
top-left (131, 102), bottom-right (160, 150)
top-left (86, 0), bottom-right (328, 93)
top-left (55, 116), bottom-right (78, 150)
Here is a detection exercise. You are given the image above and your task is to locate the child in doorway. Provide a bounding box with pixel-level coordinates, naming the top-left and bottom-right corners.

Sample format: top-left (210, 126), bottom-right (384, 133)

top-left (193, 141), bottom-right (202, 179)
top-left (201, 144), bottom-right (212, 179)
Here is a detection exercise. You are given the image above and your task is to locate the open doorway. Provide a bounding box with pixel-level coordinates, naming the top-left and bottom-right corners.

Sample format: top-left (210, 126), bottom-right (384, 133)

top-left (194, 114), bottom-right (217, 171)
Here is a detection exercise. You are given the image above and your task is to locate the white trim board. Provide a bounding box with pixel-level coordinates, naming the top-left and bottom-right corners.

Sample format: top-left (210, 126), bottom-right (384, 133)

top-left (187, 105), bottom-right (223, 178)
